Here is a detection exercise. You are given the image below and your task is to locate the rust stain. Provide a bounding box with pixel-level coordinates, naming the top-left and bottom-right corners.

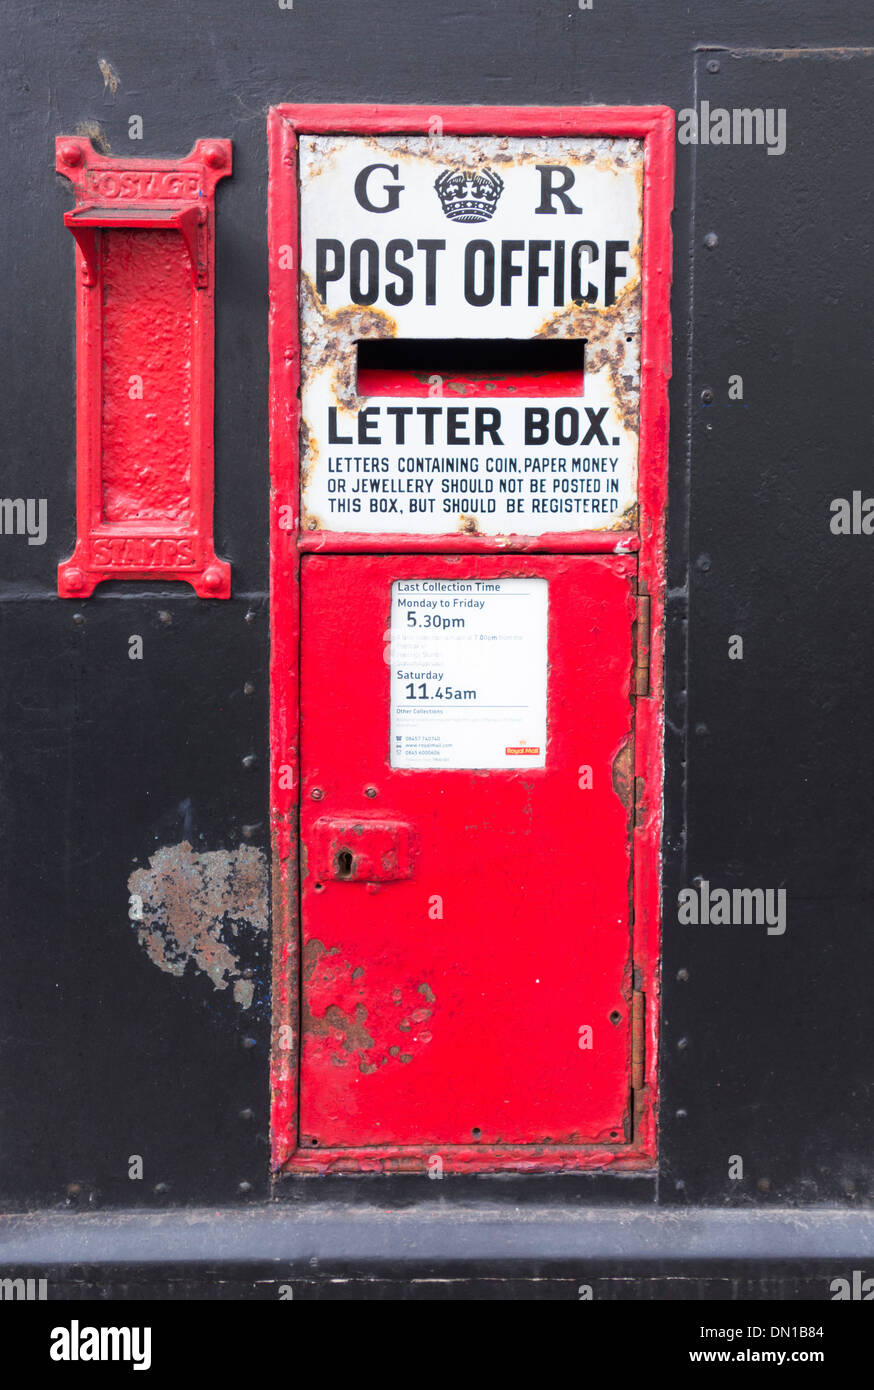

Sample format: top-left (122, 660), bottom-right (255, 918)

top-left (611, 728), bottom-right (636, 945)
top-left (270, 818), bottom-right (298, 1170)
top-left (298, 418), bottom-right (319, 492)
top-left (634, 774), bottom-right (648, 823)
top-left (128, 841), bottom-right (268, 1008)
top-left (631, 990), bottom-right (646, 1091)
top-left (327, 132), bottom-right (642, 174)
top-left (300, 272), bottom-right (397, 408)
top-left (611, 735), bottom-right (635, 936)
top-left (302, 937), bottom-right (327, 980)
top-left (535, 278), bottom-right (641, 438)
top-left (611, 736), bottom-right (634, 817)
top-left (98, 58), bottom-right (120, 94)
top-left (75, 120), bottom-right (111, 154)
top-left (610, 500), bottom-right (640, 532)
top-left (457, 513), bottom-right (479, 534)
top-left (305, 1001), bottom-right (375, 1054)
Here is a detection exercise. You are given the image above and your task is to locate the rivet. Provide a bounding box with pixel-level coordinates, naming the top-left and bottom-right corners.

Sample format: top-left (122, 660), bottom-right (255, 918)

top-left (238, 1180), bottom-right (253, 1194)
top-left (157, 610), bottom-right (172, 625)
top-left (676, 1108), bottom-right (688, 1119)
top-left (153, 1181), bottom-right (170, 1195)
top-left (64, 567), bottom-right (85, 592)
top-left (703, 231), bottom-right (719, 250)
top-left (311, 787), bottom-right (324, 800)
top-left (676, 968), bottom-right (690, 982)
top-left (243, 681), bottom-right (255, 696)
top-left (364, 785), bottom-right (378, 798)
top-left (72, 612), bottom-right (85, 627)
top-left (677, 1036), bottom-right (689, 1051)
top-left (706, 58), bottom-right (720, 73)
top-left (59, 141), bottom-right (84, 166)
top-left (700, 388), bottom-right (714, 405)
top-left (241, 1036), bottom-right (257, 1050)
top-left (245, 609), bottom-right (257, 623)
top-left (202, 567), bottom-right (223, 591)
top-left (239, 1108), bottom-right (254, 1122)
top-left (241, 754), bottom-right (257, 770)
top-left (203, 143), bottom-right (227, 169)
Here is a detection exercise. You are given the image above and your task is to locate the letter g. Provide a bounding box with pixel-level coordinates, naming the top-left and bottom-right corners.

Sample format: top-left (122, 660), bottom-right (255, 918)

top-left (354, 163), bottom-right (404, 213)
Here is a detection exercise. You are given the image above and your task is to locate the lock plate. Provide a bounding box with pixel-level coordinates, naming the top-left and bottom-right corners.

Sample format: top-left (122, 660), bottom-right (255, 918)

top-left (310, 818), bottom-right (415, 883)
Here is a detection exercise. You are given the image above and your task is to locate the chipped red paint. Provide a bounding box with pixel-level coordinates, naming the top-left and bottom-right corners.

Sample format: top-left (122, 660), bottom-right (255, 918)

top-left (56, 137), bottom-right (232, 598)
top-left (268, 104), bottom-right (672, 1173)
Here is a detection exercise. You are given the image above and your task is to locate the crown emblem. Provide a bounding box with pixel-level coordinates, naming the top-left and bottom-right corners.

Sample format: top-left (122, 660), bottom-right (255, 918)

top-left (434, 166), bottom-right (504, 223)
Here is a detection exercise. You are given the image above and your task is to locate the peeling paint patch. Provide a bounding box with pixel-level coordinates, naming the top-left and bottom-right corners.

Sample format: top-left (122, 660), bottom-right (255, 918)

top-left (302, 943), bottom-right (437, 1073)
top-left (128, 842), bottom-right (268, 1007)
top-left (75, 120), bottom-right (111, 154)
top-left (611, 736), bottom-right (634, 815)
top-left (98, 58), bottom-right (120, 94)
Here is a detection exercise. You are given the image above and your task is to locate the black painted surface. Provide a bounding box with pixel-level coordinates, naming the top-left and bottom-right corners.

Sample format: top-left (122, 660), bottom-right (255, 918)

top-left (661, 48), bottom-right (874, 1208)
top-left (0, 0), bottom-right (872, 1248)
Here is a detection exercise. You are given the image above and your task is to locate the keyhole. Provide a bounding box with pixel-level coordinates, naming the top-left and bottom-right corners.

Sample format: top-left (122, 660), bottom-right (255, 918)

top-left (336, 848), bottom-right (355, 879)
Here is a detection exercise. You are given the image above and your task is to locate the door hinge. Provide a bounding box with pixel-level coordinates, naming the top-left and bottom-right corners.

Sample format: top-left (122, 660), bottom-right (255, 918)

top-left (634, 593), bottom-right (651, 696)
top-left (630, 988), bottom-right (646, 1091)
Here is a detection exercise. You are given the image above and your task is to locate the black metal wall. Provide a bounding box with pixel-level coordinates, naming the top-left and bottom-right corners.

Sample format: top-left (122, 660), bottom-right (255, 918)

top-left (1, 1), bottom-right (872, 1240)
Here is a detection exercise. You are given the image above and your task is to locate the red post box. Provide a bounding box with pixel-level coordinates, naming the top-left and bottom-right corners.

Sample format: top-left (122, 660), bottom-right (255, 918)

top-left (268, 104), bottom-right (673, 1172)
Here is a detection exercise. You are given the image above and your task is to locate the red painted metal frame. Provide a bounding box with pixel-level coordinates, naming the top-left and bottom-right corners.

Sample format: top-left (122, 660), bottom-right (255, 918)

top-left (56, 137), bottom-right (232, 599)
top-left (268, 103), bottom-right (673, 1174)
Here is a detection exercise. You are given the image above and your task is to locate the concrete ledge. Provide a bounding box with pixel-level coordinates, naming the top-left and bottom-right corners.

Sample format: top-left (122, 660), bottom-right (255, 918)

top-left (1, 1204), bottom-right (873, 1269)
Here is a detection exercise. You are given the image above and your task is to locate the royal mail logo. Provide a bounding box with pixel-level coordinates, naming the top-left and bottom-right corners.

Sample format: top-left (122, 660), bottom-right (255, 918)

top-left (434, 166), bottom-right (503, 223)
top-left (505, 745), bottom-right (540, 756)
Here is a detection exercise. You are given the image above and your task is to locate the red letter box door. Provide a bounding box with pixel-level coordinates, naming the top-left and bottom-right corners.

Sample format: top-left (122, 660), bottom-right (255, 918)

top-left (298, 553), bottom-right (640, 1157)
